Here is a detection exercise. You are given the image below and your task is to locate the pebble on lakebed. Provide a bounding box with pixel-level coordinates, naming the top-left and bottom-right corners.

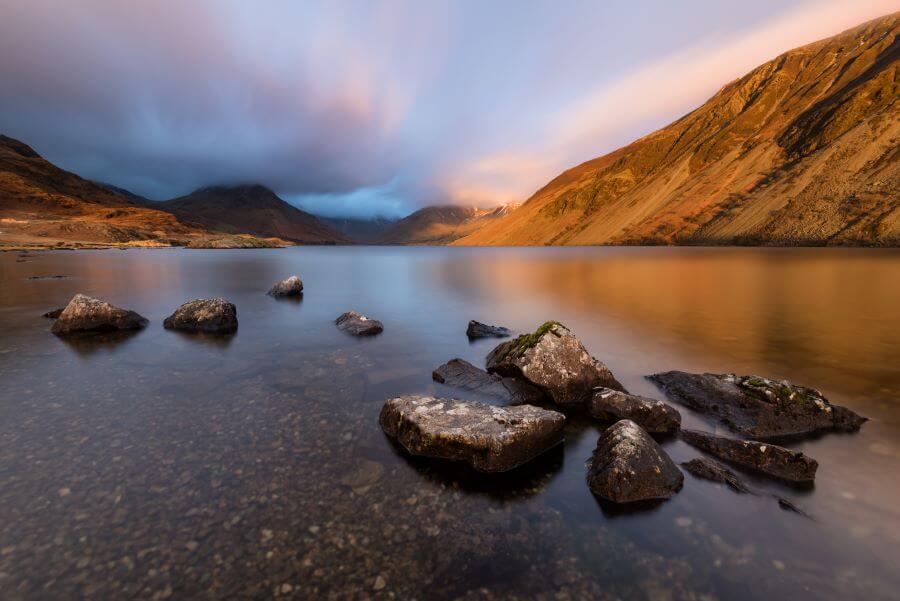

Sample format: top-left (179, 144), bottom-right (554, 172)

top-left (379, 395), bottom-right (565, 472)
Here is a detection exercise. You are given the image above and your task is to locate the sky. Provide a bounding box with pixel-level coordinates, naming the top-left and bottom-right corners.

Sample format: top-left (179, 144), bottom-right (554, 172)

top-left (0, 0), bottom-right (895, 218)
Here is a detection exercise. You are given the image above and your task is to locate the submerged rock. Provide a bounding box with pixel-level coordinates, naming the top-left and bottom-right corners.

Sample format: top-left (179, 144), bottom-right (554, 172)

top-left (486, 321), bottom-right (626, 407)
top-left (466, 320), bottom-right (511, 340)
top-left (51, 294), bottom-right (148, 335)
top-left (42, 308), bottom-right (64, 319)
top-left (335, 311), bottom-right (383, 336)
top-left (379, 395), bottom-right (565, 472)
top-left (587, 420), bottom-right (683, 503)
top-left (268, 275), bottom-right (303, 297)
top-left (648, 371), bottom-right (866, 439)
top-left (163, 298), bottom-right (238, 333)
top-left (681, 429), bottom-right (818, 483)
top-left (432, 358), bottom-right (545, 405)
top-left (588, 388), bottom-right (681, 434)
top-left (681, 458), bottom-right (751, 493)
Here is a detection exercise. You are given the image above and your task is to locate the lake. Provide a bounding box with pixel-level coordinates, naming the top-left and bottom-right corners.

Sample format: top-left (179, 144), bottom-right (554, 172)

top-left (1, 246), bottom-right (898, 599)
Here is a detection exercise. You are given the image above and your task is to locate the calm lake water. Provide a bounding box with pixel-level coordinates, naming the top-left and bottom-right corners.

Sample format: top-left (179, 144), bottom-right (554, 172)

top-left (1, 247), bottom-right (898, 600)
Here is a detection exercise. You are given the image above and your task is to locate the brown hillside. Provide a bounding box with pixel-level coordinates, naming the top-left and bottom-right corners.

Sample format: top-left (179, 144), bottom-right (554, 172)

top-left (456, 13), bottom-right (900, 246)
top-left (377, 204), bottom-right (519, 245)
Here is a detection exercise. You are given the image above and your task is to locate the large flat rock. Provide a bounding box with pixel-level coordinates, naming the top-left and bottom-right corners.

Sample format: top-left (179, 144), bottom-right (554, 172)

top-left (486, 321), bottom-right (626, 407)
top-left (648, 371), bottom-right (866, 439)
top-left (681, 429), bottom-right (818, 483)
top-left (51, 294), bottom-right (148, 335)
top-left (379, 395), bottom-right (565, 472)
top-left (587, 420), bottom-right (683, 503)
top-left (432, 359), bottom-right (545, 405)
top-left (588, 388), bottom-right (681, 434)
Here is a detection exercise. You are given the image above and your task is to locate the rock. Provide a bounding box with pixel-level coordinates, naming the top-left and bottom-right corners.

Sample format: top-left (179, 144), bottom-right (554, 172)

top-left (466, 320), bottom-right (511, 340)
top-left (28, 275), bottom-right (68, 280)
top-left (379, 395), bottom-right (565, 472)
top-left (587, 420), bottom-right (683, 503)
top-left (268, 275), bottom-right (303, 297)
top-left (340, 458), bottom-right (385, 491)
top-left (163, 298), bottom-right (238, 333)
top-left (681, 458), bottom-right (751, 493)
top-left (335, 311), bottom-right (383, 336)
top-left (432, 359), bottom-right (545, 405)
top-left (51, 294), bottom-right (148, 335)
top-left (485, 321), bottom-right (626, 407)
top-left (680, 429), bottom-right (818, 483)
top-left (42, 308), bottom-right (64, 319)
top-left (648, 371), bottom-right (866, 439)
top-left (588, 388), bottom-right (681, 434)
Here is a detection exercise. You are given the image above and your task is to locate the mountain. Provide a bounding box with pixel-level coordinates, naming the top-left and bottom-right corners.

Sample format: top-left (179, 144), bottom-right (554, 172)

top-left (457, 13), bottom-right (899, 247)
top-left (377, 204), bottom-right (520, 245)
top-left (321, 216), bottom-right (398, 244)
top-left (0, 135), bottom-right (203, 248)
top-left (159, 185), bottom-right (349, 245)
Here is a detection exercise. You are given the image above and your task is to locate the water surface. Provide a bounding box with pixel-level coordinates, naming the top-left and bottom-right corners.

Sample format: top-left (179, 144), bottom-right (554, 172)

top-left (1, 247), bottom-right (898, 599)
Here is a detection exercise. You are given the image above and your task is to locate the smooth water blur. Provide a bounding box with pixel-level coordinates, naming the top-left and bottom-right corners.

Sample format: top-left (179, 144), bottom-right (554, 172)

top-left (1, 247), bottom-right (898, 600)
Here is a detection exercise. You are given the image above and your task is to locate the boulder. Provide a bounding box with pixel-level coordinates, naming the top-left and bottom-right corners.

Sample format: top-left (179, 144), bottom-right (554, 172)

top-left (486, 321), bottom-right (626, 407)
top-left (163, 298), bottom-right (238, 334)
top-left (680, 429), bottom-right (818, 483)
top-left (587, 420), bottom-right (683, 503)
top-left (432, 359), bottom-right (545, 405)
top-left (681, 458), bottom-right (751, 493)
top-left (588, 388), bottom-right (681, 434)
top-left (466, 320), bottom-right (511, 340)
top-left (648, 371), bottom-right (866, 439)
top-left (51, 294), bottom-right (148, 335)
top-left (335, 311), bottom-right (383, 336)
top-left (268, 275), bottom-right (303, 297)
top-left (43, 308), bottom-right (64, 319)
top-left (379, 395), bottom-right (565, 472)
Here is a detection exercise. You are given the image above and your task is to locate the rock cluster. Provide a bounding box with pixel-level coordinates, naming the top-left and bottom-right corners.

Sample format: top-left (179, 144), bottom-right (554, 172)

top-left (163, 298), bottom-right (238, 334)
top-left (51, 294), bottom-right (148, 335)
top-left (379, 395), bottom-right (565, 472)
top-left (335, 311), bottom-right (383, 336)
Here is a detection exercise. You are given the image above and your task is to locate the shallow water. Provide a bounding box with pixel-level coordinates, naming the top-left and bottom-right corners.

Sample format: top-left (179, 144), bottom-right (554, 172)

top-left (1, 246), bottom-right (898, 600)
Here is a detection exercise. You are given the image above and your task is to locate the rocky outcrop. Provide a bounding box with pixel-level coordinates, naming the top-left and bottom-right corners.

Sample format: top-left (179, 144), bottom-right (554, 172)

top-left (163, 298), bottom-right (238, 333)
top-left (681, 430), bottom-right (817, 483)
top-left (486, 322), bottom-right (626, 407)
top-left (268, 275), bottom-right (303, 297)
top-left (587, 420), bottom-right (683, 503)
top-left (335, 311), bottom-right (383, 336)
top-left (466, 320), bottom-right (511, 340)
top-left (51, 294), bottom-right (149, 334)
top-left (432, 358), bottom-right (545, 405)
top-left (379, 395), bottom-right (565, 472)
top-left (588, 388), bottom-right (681, 434)
top-left (648, 371), bottom-right (866, 439)
top-left (681, 458), bottom-right (751, 493)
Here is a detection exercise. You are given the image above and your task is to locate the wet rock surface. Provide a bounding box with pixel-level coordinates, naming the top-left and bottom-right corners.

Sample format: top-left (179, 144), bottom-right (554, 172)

top-left (42, 307), bottom-right (64, 319)
top-left (163, 298), bottom-right (238, 333)
top-left (51, 294), bottom-right (149, 334)
top-left (335, 311), bottom-right (383, 336)
top-left (379, 395), bottom-right (565, 472)
top-left (466, 320), bottom-right (511, 339)
top-left (649, 371), bottom-right (867, 439)
top-left (681, 429), bottom-right (818, 483)
top-left (682, 458), bottom-right (752, 493)
top-left (268, 275), bottom-right (303, 297)
top-left (588, 387), bottom-right (681, 434)
top-left (432, 358), bottom-right (545, 405)
top-left (486, 321), bottom-right (626, 407)
top-left (587, 420), bottom-right (684, 503)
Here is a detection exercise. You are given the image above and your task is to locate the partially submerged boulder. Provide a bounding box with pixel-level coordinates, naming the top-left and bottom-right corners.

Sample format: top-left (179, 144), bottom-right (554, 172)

top-left (681, 458), bottom-right (751, 493)
top-left (432, 358), bottom-right (545, 405)
top-left (51, 294), bottom-right (148, 335)
top-left (466, 320), bottom-right (511, 340)
top-left (648, 371), bottom-right (866, 439)
top-left (379, 395), bottom-right (565, 472)
top-left (681, 429), bottom-right (818, 483)
top-left (268, 275), bottom-right (303, 297)
top-left (335, 311), bottom-right (383, 336)
top-left (588, 388), bottom-right (681, 434)
top-left (163, 298), bottom-right (238, 334)
top-left (587, 420), bottom-right (683, 503)
top-left (486, 321), bottom-right (626, 407)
